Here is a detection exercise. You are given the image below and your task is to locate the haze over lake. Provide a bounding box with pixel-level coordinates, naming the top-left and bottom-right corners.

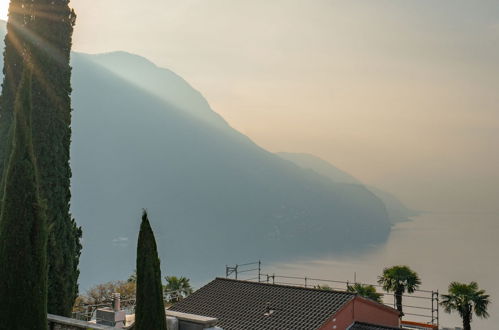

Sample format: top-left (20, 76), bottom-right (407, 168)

top-left (263, 212), bottom-right (499, 329)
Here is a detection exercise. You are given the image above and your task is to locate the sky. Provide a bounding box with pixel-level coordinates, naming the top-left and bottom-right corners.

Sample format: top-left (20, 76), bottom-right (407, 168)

top-left (0, 1), bottom-right (6, 20)
top-left (66, 0), bottom-right (499, 213)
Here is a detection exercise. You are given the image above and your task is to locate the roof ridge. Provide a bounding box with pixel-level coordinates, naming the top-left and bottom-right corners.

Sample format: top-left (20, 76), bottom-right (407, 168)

top-left (214, 277), bottom-right (356, 296)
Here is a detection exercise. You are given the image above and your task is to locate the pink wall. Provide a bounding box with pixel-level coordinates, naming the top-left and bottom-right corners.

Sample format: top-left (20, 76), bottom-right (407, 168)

top-left (319, 297), bottom-right (400, 329)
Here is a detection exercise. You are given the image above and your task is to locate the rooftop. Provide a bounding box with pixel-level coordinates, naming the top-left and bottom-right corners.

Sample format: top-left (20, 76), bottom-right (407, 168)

top-left (169, 277), bottom-right (355, 330)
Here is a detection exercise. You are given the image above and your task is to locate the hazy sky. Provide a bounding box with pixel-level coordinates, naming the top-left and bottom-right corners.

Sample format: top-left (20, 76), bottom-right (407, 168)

top-left (0, 1), bottom-right (6, 20)
top-left (69, 0), bottom-right (498, 213)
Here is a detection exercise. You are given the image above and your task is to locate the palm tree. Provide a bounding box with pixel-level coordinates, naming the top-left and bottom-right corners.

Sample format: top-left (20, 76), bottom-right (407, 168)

top-left (440, 281), bottom-right (490, 330)
top-left (347, 283), bottom-right (383, 303)
top-left (378, 265), bottom-right (421, 316)
top-left (164, 276), bottom-right (193, 302)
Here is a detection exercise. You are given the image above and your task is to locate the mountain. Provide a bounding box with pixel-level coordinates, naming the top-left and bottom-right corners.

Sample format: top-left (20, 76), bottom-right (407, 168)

top-left (277, 152), bottom-right (419, 223)
top-left (277, 152), bottom-right (362, 185)
top-left (68, 52), bottom-right (393, 288)
top-left (365, 186), bottom-right (419, 222)
top-left (0, 20), bottom-right (393, 288)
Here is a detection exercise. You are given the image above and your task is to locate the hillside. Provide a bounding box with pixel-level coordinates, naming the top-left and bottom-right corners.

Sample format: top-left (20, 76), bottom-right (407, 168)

top-left (0, 26), bottom-right (393, 286)
top-left (277, 152), bottom-right (419, 223)
top-left (69, 52), bottom-right (392, 287)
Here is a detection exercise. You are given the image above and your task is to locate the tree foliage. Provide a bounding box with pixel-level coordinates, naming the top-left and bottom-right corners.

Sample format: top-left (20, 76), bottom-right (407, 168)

top-left (441, 281), bottom-right (490, 330)
top-left (75, 280), bottom-right (136, 306)
top-left (0, 0), bottom-right (81, 317)
top-left (128, 270), bottom-right (137, 283)
top-left (164, 276), bottom-right (193, 302)
top-left (378, 265), bottom-right (421, 316)
top-left (0, 69), bottom-right (48, 330)
top-left (135, 210), bottom-right (167, 330)
top-left (31, 0), bottom-right (80, 317)
top-left (347, 283), bottom-right (384, 303)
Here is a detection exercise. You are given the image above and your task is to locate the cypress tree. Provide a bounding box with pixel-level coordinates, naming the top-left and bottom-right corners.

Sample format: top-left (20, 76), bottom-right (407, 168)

top-left (0, 68), bottom-right (48, 330)
top-left (0, 0), bottom-right (81, 316)
top-left (135, 210), bottom-right (167, 330)
top-left (0, 0), bottom-right (29, 178)
top-left (30, 0), bottom-right (81, 316)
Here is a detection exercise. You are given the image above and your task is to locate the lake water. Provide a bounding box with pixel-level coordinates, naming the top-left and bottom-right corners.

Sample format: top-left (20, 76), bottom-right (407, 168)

top-left (263, 213), bottom-right (499, 329)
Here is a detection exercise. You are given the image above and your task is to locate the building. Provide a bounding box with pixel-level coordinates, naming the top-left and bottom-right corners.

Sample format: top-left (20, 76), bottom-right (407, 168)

top-left (348, 322), bottom-right (402, 330)
top-left (169, 278), bottom-right (401, 330)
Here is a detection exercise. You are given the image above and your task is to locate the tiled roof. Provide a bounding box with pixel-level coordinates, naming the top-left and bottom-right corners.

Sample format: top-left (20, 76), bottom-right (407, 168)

top-left (169, 278), bottom-right (355, 330)
top-left (349, 322), bottom-right (401, 330)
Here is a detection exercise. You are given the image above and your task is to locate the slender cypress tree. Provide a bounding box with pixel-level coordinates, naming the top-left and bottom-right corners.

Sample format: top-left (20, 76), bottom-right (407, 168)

top-left (135, 210), bottom-right (167, 330)
top-left (0, 68), bottom-right (48, 330)
top-left (0, 0), bottom-right (81, 316)
top-left (29, 0), bottom-right (81, 316)
top-left (0, 0), bottom-right (29, 177)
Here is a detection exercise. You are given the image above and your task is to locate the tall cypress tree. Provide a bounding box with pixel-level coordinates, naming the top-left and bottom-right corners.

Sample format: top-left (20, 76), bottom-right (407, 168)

top-left (135, 210), bottom-right (167, 330)
top-left (0, 68), bottom-right (48, 330)
top-left (0, 0), bottom-right (29, 177)
top-left (0, 0), bottom-right (81, 316)
top-left (32, 1), bottom-right (81, 315)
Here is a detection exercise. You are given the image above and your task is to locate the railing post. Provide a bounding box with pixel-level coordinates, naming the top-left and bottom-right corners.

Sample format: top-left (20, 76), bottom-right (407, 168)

top-left (436, 289), bottom-right (440, 327)
top-left (258, 260), bottom-right (261, 282)
top-left (431, 290), bottom-right (435, 324)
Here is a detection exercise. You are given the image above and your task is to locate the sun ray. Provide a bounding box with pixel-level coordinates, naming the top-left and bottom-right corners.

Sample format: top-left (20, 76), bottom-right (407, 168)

top-left (0, 0), bottom-right (8, 20)
top-left (2, 1), bottom-right (72, 121)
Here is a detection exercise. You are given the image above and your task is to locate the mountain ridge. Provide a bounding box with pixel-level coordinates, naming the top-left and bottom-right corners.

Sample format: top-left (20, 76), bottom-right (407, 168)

top-left (277, 152), bottom-right (419, 223)
top-left (69, 51), bottom-right (392, 288)
top-left (0, 23), bottom-right (394, 287)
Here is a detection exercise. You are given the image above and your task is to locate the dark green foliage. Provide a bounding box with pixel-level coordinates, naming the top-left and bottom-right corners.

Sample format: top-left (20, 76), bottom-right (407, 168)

top-left (347, 283), bottom-right (383, 303)
top-left (378, 265), bottom-right (421, 316)
top-left (0, 0), bottom-right (28, 182)
top-left (164, 276), bottom-right (193, 302)
top-left (30, 1), bottom-right (80, 317)
top-left (0, 0), bottom-right (81, 316)
top-left (0, 70), bottom-right (48, 330)
top-left (135, 210), bottom-right (167, 330)
top-left (441, 281), bottom-right (490, 330)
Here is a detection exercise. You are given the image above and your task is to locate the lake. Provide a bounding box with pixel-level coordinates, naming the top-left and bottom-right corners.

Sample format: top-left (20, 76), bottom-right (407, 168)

top-left (262, 212), bottom-right (499, 329)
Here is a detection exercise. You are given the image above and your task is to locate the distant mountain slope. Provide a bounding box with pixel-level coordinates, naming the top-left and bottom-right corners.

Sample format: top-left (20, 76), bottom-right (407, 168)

top-left (0, 29), bottom-right (392, 287)
top-left (365, 186), bottom-right (419, 222)
top-left (277, 152), bottom-right (418, 223)
top-left (85, 51), bottom-right (229, 129)
top-left (277, 152), bottom-right (362, 185)
top-left (68, 52), bottom-right (392, 287)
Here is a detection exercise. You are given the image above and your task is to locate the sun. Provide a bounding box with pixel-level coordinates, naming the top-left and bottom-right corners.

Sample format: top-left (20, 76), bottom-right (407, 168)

top-left (0, 0), bottom-right (8, 21)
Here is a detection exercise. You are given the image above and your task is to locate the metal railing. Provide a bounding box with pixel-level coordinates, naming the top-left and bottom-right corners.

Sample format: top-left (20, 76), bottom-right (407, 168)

top-left (225, 261), bottom-right (439, 328)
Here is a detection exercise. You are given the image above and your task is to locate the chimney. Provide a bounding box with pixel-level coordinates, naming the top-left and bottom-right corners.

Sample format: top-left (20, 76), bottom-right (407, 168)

top-left (96, 292), bottom-right (126, 328)
top-left (113, 293), bottom-right (121, 311)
